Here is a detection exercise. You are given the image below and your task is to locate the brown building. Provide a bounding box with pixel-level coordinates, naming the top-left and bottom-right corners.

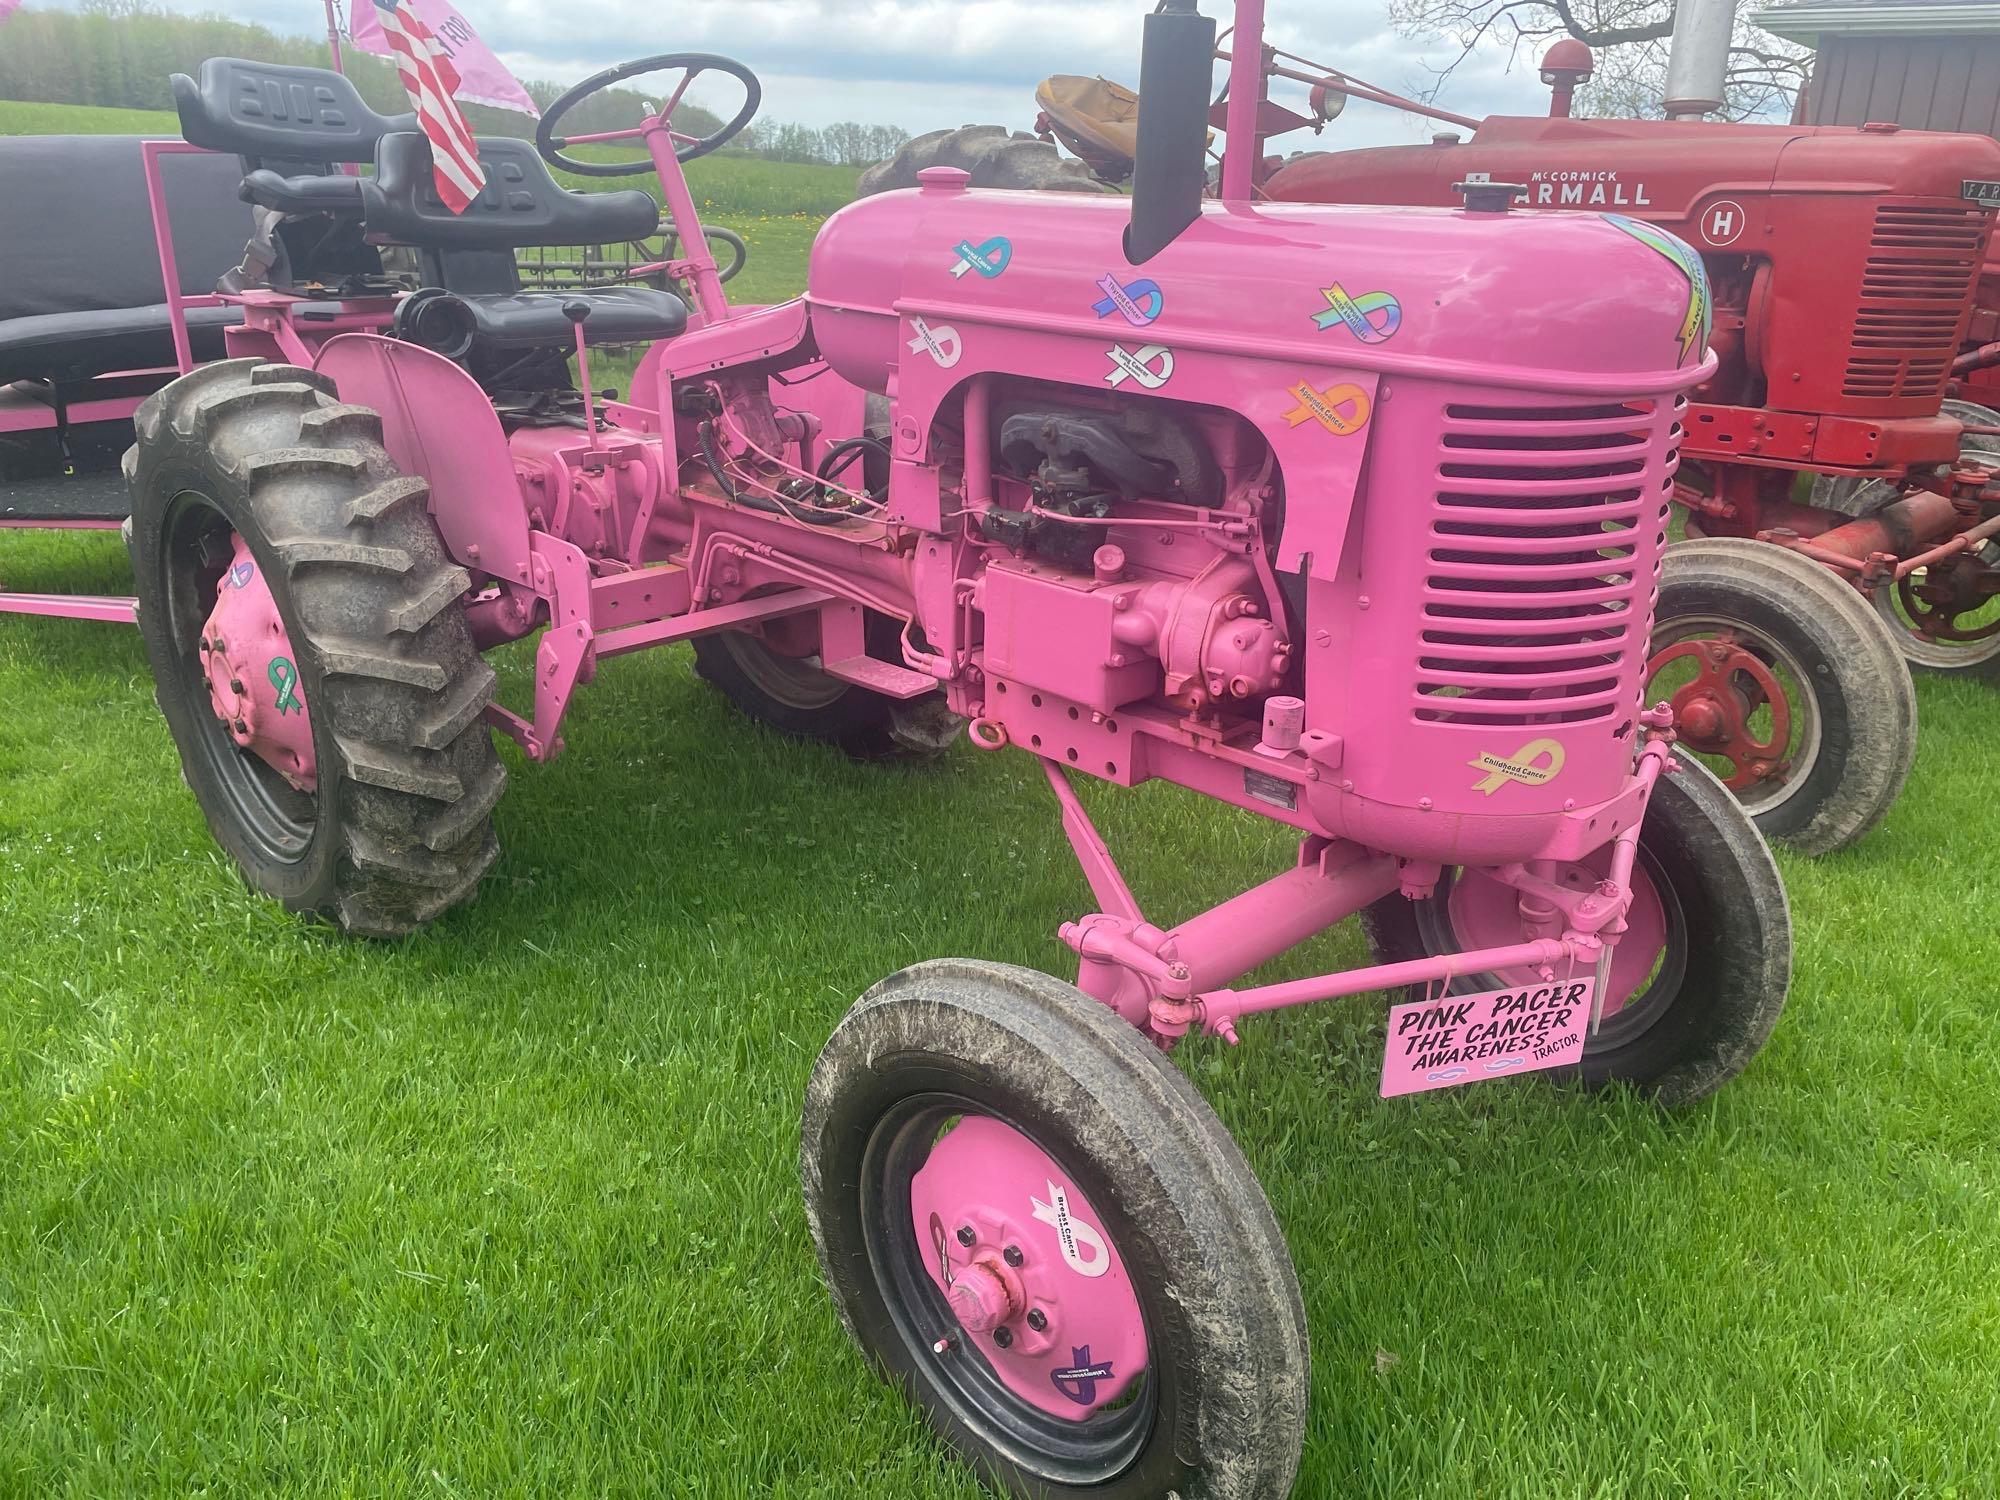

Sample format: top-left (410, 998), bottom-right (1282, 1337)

top-left (1758, 0), bottom-right (2000, 137)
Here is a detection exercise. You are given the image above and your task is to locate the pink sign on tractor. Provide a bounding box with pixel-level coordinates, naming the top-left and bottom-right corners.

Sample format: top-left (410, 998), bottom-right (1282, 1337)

top-left (1380, 979), bottom-right (1596, 1097)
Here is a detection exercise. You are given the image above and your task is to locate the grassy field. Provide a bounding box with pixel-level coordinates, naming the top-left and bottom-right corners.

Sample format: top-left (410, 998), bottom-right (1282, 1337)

top-left (6, 98), bottom-right (2000, 1497)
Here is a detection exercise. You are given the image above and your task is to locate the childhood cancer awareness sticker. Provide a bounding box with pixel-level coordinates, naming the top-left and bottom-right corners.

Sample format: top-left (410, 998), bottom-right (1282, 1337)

top-left (907, 317), bottom-right (964, 369)
top-left (1380, 979), bottom-right (1595, 1097)
top-left (1029, 1179), bottom-right (1112, 1278)
top-left (1468, 737), bottom-right (1564, 795)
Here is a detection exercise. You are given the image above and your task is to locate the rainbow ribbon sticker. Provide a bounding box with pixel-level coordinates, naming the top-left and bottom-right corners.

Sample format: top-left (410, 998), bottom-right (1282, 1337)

top-left (1603, 214), bottom-right (1712, 364)
top-left (951, 236), bottom-right (1012, 279)
top-left (268, 656), bottom-right (302, 716)
top-left (1092, 273), bottom-right (1165, 326)
top-left (1468, 738), bottom-right (1565, 795)
top-left (1284, 380), bottom-right (1371, 436)
top-left (1313, 283), bottom-right (1402, 343)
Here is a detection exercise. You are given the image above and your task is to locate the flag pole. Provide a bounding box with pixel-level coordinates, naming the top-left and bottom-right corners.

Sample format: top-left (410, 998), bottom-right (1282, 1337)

top-left (324, 0), bottom-right (346, 74)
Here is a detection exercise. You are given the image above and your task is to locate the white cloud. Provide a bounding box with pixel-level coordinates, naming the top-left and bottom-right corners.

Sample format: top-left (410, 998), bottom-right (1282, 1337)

top-left (41, 0), bottom-right (1559, 141)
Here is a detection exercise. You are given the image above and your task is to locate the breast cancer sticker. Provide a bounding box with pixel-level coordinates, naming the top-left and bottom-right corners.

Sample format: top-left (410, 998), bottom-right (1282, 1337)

top-left (1104, 343), bottom-right (1174, 390)
top-left (1312, 282), bottom-right (1402, 343)
top-left (907, 317), bottom-right (964, 369)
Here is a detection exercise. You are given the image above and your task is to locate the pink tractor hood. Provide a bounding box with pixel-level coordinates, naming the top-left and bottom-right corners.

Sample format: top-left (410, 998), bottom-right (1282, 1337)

top-left (807, 173), bottom-right (1712, 391)
top-left (805, 170), bottom-right (1712, 587)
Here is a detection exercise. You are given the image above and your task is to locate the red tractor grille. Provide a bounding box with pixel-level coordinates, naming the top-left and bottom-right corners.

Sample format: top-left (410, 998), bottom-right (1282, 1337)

top-left (1842, 202), bottom-right (1989, 401)
top-left (1414, 398), bottom-right (1678, 727)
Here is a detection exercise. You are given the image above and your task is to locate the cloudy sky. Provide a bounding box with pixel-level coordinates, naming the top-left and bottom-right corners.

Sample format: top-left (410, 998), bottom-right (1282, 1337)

top-left (41, 0), bottom-right (1565, 145)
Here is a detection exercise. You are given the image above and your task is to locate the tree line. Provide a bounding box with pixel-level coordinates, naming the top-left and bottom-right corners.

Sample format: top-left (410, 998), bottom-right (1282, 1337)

top-left (0, 1), bottom-right (910, 163)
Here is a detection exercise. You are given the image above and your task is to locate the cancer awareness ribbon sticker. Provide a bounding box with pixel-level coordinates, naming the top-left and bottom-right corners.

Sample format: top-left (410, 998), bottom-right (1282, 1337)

top-left (907, 317), bottom-right (964, 368)
top-left (1467, 737), bottom-right (1566, 795)
top-left (268, 656), bottom-right (303, 716)
top-left (1030, 1180), bottom-right (1112, 1278)
top-left (1312, 282), bottom-right (1402, 343)
top-left (1092, 273), bottom-right (1165, 326)
top-left (1104, 343), bottom-right (1175, 390)
top-left (951, 236), bottom-right (1012, 279)
top-left (1050, 1346), bottom-right (1117, 1407)
top-left (1283, 380), bottom-right (1372, 435)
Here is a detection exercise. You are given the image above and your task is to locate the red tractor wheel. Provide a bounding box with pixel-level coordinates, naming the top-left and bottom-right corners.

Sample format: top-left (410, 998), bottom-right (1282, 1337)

top-left (1648, 538), bottom-right (1916, 856)
top-left (1868, 400), bottom-right (2000, 679)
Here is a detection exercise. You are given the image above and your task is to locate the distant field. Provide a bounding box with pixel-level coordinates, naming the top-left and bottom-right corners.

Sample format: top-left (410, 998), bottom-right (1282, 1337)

top-left (0, 96), bottom-right (858, 218)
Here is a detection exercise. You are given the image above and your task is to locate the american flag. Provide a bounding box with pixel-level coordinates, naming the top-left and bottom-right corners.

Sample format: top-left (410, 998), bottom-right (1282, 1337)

top-left (371, 0), bottom-right (484, 214)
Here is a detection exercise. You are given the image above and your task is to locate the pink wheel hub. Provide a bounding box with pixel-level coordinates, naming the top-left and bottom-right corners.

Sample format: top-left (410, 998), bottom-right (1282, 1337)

top-left (910, 1115), bottom-right (1147, 1419)
top-left (1446, 855), bottom-right (1671, 1024)
top-left (200, 536), bottom-right (317, 792)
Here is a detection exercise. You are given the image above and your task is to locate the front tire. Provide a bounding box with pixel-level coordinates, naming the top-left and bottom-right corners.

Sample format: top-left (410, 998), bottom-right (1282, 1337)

top-left (1649, 537), bottom-right (1917, 855)
top-left (1360, 759), bottom-right (1791, 1107)
top-left (802, 960), bottom-right (1307, 1499)
top-left (125, 359), bottom-right (504, 937)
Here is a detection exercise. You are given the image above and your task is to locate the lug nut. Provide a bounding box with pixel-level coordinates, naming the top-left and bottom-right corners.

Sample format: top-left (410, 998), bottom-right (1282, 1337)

top-left (1003, 1245), bottom-right (1023, 1267)
top-left (956, 1225), bottom-right (976, 1248)
top-left (992, 1326), bottom-right (1013, 1349)
top-left (1026, 1309), bottom-right (1047, 1332)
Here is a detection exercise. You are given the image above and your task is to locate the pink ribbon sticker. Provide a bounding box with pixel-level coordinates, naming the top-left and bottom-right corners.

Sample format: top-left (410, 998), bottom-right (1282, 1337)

top-left (1380, 978), bottom-right (1594, 1097)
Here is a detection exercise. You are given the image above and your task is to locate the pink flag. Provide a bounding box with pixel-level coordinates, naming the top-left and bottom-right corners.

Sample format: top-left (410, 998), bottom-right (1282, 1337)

top-left (347, 0), bottom-right (539, 118)
top-left (0, 1), bottom-right (24, 23)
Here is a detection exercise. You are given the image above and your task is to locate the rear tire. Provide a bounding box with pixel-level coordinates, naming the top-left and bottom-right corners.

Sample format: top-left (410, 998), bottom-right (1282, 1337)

top-left (125, 359), bottom-right (504, 937)
top-left (692, 615), bottom-right (959, 758)
top-left (802, 959), bottom-right (1307, 1499)
top-left (1649, 537), bottom-right (1916, 855)
top-left (1360, 760), bottom-right (1791, 1107)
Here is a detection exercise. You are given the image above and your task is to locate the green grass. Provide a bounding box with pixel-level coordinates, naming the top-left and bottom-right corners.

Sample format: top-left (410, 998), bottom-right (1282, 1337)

top-left (6, 89), bottom-right (2000, 1497)
top-left (4, 527), bottom-right (2000, 1496)
top-left (0, 98), bottom-right (180, 135)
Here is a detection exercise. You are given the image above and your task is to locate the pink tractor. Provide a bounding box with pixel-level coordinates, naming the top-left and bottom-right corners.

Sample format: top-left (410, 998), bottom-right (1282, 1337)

top-left (125, 3), bottom-right (1789, 1492)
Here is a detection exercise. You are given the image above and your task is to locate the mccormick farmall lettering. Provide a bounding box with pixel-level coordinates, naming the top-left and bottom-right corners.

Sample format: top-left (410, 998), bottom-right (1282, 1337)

top-left (1525, 168), bottom-right (1652, 208)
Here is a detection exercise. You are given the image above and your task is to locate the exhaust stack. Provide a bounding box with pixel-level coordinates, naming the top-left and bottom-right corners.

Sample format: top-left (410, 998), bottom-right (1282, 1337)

top-left (1662, 0), bottom-right (1738, 119)
top-left (1124, 0), bottom-right (1216, 265)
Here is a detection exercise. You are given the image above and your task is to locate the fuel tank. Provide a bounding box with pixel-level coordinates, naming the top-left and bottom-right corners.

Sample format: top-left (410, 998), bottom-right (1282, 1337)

top-left (805, 166), bottom-right (1716, 400)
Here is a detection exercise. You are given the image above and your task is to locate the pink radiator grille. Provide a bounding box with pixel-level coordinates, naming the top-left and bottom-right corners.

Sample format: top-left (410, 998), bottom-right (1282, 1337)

top-left (1414, 397), bottom-right (1681, 728)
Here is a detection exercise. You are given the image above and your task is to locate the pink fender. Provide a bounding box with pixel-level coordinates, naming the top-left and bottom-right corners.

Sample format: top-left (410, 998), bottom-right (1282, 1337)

top-left (314, 334), bottom-right (535, 589)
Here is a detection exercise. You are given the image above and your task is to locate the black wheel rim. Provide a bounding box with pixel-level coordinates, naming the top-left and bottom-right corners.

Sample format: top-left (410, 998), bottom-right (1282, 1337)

top-left (858, 1093), bottom-right (1157, 1486)
top-left (160, 490), bottom-right (320, 866)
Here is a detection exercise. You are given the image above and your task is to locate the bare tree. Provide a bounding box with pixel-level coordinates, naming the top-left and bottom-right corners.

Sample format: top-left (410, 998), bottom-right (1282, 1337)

top-left (1386, 0), bottom-right (1811, 121)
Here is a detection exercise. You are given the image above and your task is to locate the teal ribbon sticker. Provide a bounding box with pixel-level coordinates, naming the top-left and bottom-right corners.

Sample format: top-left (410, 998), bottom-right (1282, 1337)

top-left (269, 656), bottom-right (302, 716)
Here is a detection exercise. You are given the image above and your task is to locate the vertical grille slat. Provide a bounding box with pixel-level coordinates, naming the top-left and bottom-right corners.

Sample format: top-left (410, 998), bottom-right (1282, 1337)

top-left (1416, 398), bottom-right (1676, 727)
top-left (1841, 202), bottom-right (1988, 401)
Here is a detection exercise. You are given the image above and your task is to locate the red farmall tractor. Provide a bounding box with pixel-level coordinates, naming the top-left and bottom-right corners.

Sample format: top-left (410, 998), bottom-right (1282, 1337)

top-left (1264, 45), bottom-right (2000, 853)
top-left (111, 2), bottom-right (1796, 1491)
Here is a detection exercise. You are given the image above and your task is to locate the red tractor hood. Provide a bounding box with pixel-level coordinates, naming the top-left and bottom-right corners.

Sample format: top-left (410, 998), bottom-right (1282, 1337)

top-left (1273, 116), bottom-right (2000, 224)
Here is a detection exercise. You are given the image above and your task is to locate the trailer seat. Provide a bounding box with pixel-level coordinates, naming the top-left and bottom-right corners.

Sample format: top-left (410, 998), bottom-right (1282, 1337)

top-left (0, 136), bottom-right (250, 386)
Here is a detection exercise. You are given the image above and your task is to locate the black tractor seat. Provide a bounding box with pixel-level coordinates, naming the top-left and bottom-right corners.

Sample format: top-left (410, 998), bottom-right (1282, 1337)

top-left (362, 134), bottom-right (662, 251)
top-left (239, 168), bottom-right (365, 217)
top-left (172, 56), bottom-right (414, 166)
